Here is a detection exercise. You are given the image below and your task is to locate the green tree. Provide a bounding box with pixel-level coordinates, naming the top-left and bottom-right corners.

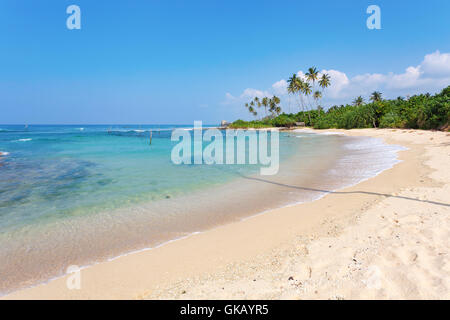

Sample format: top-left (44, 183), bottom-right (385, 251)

top-left (287, 74), bottom-right (306, 113)
top-left (353, 96), bottom-right (364, 106)
top-left (305, 67), bottom-right (319, 86)
top-left (269, 96), bottom-right (282, 116)
top-left (370, 91), bottom-right (382, 102)
top-left (319, 73), bottom-right (331, 90)
top-left (301, 81), bottom-right (313, 124)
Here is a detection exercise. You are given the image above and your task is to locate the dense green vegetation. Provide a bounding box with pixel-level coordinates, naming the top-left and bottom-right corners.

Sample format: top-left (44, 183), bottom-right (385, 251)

top-left (230, 86), bottom-right (450, 131)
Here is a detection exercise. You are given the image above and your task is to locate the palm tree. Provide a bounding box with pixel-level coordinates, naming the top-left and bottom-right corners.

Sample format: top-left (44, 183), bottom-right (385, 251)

top-left (353, 96), bottom-right (364, 106)
top-left (245, 103), bottom-right (257, 118)
top-left (301, 81), bottom-right (312, 96)
top-left (261, 97), bottom-right (269, 117)
top-left (300, 82), bottom-right (313, 124)
top-left (269, 96), bottom-right (282, 116)
top-left (248, 106), bottom-right (257, 117)
top-left (287, 74), bottom-right (298, 93)
top-left (287, 74), bottom-right (305, 112)
top-left (274, 106), bottom-right (281, 115)
top-left (370, 91), bottom-right (382, 102)
top-left (317, 73), bottom-right (331, 118)
top-left (305, 67), bottom-right (319, 86)
top-left (306, 68), bottom-right (319, 100)
top-left (318, 73), bottom-right (330, 90)
top-left (313, 90), bottom-right (322, 106)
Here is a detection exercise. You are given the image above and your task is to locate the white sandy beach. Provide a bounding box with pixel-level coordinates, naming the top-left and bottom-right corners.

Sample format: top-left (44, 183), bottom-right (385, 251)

top-left (3, 128), bottom-right (449, 300)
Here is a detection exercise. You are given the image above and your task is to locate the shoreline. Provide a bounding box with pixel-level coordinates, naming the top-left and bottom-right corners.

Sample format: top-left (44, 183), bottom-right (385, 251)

top-left (3, 128), bottom-right (449, 299)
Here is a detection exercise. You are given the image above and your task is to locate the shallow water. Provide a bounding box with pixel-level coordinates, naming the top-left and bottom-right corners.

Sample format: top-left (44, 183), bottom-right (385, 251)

top-left (0, 125), bottom-right (404, 294)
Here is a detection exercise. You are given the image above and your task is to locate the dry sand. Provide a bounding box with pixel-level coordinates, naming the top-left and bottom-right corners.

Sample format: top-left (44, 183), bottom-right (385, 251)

top-left (3, 129), bottom-right (449, 300)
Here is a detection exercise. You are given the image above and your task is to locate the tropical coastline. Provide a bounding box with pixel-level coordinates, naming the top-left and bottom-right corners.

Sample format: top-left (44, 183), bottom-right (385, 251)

top-left (3, 128), bottom-right (449, 299)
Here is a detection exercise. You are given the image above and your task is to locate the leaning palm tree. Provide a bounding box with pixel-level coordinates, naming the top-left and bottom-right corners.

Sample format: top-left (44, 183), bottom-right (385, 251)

top-left (245, 98), bottom-right (261, 119)
top-left (274, 106), bottom-right (281, 115)
top-left (287, 74), bottom-right (305, 113)
top-left (287, 74), bottom-right (297, 105)
top-left (248, 106), bottom-right (257, 118)
top-left (269, 96), bottom-right (282, 116)
top-left (353, 96), bottom-right (364, 106)
top-left (370, 91), bottom-right (382, 102)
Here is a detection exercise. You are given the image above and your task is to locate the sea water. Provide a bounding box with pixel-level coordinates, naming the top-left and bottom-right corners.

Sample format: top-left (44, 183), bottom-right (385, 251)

top-left (0, 125), bottom-right (404, 294)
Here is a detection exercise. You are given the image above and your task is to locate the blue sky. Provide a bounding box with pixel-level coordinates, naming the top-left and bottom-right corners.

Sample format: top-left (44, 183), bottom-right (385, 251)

top-left (0, 0), bottom-right (449, 124)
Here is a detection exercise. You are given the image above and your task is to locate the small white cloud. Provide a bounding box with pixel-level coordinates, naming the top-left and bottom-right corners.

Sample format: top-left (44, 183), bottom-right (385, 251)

top-left (272, 79), bottom-right (288, 95)
top-left (419, 50), bottom-right (450, 77)
top-left (241, 88), bottom-right (272, 99)
top-left (296, 71), bottom-right (307, 81)
top-left (387, 66), bottom-right (421, 89)
top-left (225, 92), bottom-right (235, 100)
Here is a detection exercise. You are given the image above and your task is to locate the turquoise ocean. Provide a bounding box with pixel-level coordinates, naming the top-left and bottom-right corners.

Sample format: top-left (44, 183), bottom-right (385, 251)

top-left (0, 125), bottom-right (404, 294)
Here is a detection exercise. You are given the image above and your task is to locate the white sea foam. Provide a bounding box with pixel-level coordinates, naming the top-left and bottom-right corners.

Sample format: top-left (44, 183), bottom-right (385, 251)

top-left (331, 136), bottom-right (407, 187)
top-left (316, 131), bottom-right (345, 135)
top-left (14, 138), bottom-right (32, 142)
top-left (293, 129), bottom-right (344, 135)
top-left (108, 128), bottom-right (181, 133)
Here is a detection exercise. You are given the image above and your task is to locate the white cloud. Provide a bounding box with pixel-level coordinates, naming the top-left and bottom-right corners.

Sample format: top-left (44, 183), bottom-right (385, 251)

top-left (241, 88), bottom-right (272, 99)
top-left (320, 69), bottom-right (350, 99)
top-left (224, 50), bottom-right (450, 111)
top-left (223, 88), bottom-right (272, 106)
top-left (420, 50), bottom-right (450, 77)
top-left (272, 79), bottom-right (288, 95)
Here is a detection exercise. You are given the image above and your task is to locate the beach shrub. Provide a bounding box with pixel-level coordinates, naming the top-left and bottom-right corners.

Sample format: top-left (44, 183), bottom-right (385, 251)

top-left (229, 119), bottom-right (272, 129)
top-left (379, 112), bottom-right (405, 128)
top-left (271, 114), bottom-right (296, 127)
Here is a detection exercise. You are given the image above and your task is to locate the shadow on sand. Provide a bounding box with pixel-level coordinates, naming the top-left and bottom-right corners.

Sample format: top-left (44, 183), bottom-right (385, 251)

top-left (238, 174), bottom-right (450, 208)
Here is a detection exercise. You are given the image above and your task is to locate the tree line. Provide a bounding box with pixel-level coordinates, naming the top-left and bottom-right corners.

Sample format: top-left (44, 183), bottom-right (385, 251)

top-left (232, 67), bottom-right (449, 131)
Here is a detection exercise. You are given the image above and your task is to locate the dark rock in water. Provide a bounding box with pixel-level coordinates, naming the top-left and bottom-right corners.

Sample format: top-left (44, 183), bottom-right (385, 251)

top-left (165, 195), bottom-right (171, 199)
